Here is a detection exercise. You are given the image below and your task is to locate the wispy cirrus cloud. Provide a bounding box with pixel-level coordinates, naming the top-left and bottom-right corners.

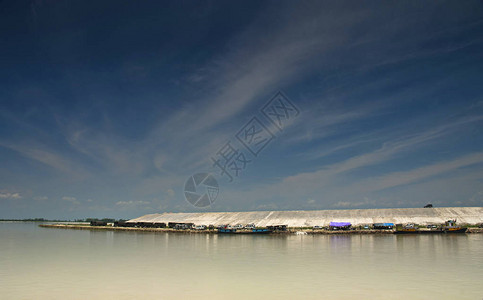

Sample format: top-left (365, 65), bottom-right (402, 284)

top-left (62, 196), bottom-right (80, 205)
top-left (346, 152), bottom-right (483, 194)
top-left (225, 113), bottom-right (483, 208)
top-left (0, 138), bottom-right (90, 179)
top-left (1, 1), bottom-right (482, 218)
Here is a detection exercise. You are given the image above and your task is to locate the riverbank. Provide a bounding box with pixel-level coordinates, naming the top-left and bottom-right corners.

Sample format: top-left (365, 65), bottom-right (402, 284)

top-left (128, 207), bottom-right (483, 227)
top-left (38, 224), bottom-right (483, 234)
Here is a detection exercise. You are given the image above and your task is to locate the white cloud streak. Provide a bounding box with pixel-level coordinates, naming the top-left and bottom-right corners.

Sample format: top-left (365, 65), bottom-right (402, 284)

top-left (62, 196), bottom-right (80, 205)
top-left (1, 2), bottom-right (482, 213)
top-left (0, 191), bottom-right (22, 200)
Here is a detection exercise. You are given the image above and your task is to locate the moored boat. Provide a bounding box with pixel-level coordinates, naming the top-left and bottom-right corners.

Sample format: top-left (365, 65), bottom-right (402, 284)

top-left (418, 228), bottom-right (443, 234)
top-left (252, 228), bottom-right (271, 234)
top-left (394, 223), bottom-right (419, 234)
top-left (217, 228), bottom-right (272, 234)
top-left (443, 220), bottom-right (467, 233)
top-left (218, 228), bottom-right (237, 233)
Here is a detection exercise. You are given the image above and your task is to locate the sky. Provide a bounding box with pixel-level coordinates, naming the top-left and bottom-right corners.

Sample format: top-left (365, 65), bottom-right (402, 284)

top-left (1, 0), bottom-right (483, 219)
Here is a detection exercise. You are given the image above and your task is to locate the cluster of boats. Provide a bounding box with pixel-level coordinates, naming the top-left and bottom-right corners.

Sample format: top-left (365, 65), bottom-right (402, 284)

top-left (215, 220), bottom-right (469, 234)
top-left (111, 219), bottom-right (470, 235)
top-left (218, 228), bottom-right (272, 234)
top-left (395, 220), bottom-right (467, 234)
top-left (217, 224), bottom-right (285, 234)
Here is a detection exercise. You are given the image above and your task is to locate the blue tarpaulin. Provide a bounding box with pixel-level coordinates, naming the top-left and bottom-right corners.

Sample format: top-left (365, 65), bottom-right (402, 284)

top-left (329, 222), bottom-right (351, 227)
top-left (374, 223), bottom-right (394, 226)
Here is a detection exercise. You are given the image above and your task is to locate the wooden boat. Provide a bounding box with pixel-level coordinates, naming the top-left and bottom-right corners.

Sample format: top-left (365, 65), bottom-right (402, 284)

top-left (418, 228), bottom-right (443, 234)
top-left (217, 228), bottom-right (272, 234)
top-left (218, 228), bottom-right (237, 233)
top-left (443, 220), bottom-right (467, 233)
top-left (252, 229), bottom-right (271, 234)
top-left (394, 223), bottom-right (419, 234)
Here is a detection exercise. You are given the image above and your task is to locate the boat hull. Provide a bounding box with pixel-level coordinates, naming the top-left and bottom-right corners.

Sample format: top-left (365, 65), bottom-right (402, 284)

top-left (251, 229), bottom-right (272, 234)
top-left (394, 230), bottom-right (419, 234)
top-left (217, 229), bottom-right (273, 234)
top-left (444, 228), bottom-right (467, 233)
top-left (419, 229), bottom-right (443, 234)
top-left (395, 228), bottom-right (468, 234)
top-left (218, 229), bottom-right (237, 234)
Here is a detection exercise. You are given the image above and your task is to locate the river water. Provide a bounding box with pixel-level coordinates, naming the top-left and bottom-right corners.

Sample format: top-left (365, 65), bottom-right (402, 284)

top-left (1, 222), bottom-right (482, 300)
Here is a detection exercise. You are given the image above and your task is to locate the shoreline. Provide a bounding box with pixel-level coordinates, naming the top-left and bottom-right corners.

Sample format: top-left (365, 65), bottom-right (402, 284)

top-left (38, 224), bottom-right (483, 234)
top-left (127, 207), bottom-right (483, 228)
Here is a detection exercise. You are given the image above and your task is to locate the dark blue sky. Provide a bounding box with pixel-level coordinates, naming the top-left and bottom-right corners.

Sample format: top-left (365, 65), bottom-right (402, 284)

top-left (1, 1), bottom-right (483, 219)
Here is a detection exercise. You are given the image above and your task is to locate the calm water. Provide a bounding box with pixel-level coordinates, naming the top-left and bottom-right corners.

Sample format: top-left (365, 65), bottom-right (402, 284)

top-left (1, 222), bottom-right (482, 300)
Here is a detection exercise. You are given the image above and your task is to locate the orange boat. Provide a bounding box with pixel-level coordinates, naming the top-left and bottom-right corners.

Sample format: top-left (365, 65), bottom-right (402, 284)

top-left (395, 223), bottom-right (419, 234)
top-left (443, 219), bottom-right (467, 233)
